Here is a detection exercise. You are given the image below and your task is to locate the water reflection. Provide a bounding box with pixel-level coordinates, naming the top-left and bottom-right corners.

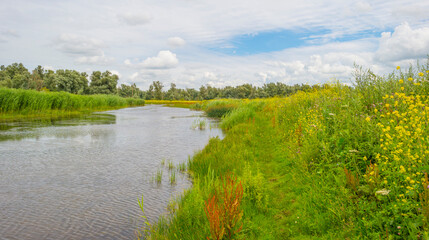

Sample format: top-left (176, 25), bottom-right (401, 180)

top-left (0, 114), bottom-right (116, 141)
top-left (0, 105), bottom-right (222, 240)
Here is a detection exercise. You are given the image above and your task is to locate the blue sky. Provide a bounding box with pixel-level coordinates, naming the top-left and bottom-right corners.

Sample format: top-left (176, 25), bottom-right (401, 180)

top-left (0, 0), bottom-right (429, 89)
top-left (211, 28), bottom-right (391, 55)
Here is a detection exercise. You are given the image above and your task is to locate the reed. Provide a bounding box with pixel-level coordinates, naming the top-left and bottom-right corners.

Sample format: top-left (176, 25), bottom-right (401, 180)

top-left (170, 171), bottom-right (176, 185)
top-left (155, 169), bottom-right (163, 184)
top-left (0, 88), bottom-right (144, 119)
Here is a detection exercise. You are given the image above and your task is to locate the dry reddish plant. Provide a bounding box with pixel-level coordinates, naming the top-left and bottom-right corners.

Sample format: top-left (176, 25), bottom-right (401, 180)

top-left (205, 194), bottom-right (225, 240)
top-left (344, 167), bottom-right (359, 193)
top-left (205, 174), bottom-right (243, 240)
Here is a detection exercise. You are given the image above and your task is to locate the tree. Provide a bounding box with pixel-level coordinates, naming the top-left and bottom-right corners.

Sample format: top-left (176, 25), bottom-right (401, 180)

top-left (146, 85), bottom-right (154, 100)
top-left (165, 83), bottom-right (179, 100)
top-left (2, 63), bottom-right (31, 89)
top-left (30, 66), bottom-right (45, 90)
top-left (89, 71), bottom-right (118, 94)
top-left (151, 81), bottom-right (164, 100)
top-left (43, 70), bottom-right (56, 91)
top-left (55, 69), bottom-right (88, 94)
top-left (199, 85), bottom-right (207, 100)
top-left (0, 65), bottom-right (12, 88)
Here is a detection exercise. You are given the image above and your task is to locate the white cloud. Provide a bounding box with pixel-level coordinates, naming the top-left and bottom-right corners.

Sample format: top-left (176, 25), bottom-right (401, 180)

top-left (110, 70), bottom-right (121, 78)
top-left (75, 53), bottom-right (114, 65)
top-left (56, 34), bottom-right (105, 56)
top-left (168, 37), bottom-right (186, 47)
top-left (354, 2), bottom-right (372, 12)
top-left (0, 29), bottom-right (19, 42)
top-left (117, 13), bottom-right (152, 26)
top-left (124, 59), bottom-right (132, 66)
top-left (43, 65), bottom-right (55, 71)
top-left (375, 22), bottom-right (429, 62)
top-left (130, 72), bottom-right (139, 80)
top-left (132, 50), bottom-right (179, 69)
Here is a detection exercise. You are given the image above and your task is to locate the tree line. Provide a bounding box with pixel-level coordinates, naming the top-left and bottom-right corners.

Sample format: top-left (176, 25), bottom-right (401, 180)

top-left (0, 63), bottom-right (325, 100)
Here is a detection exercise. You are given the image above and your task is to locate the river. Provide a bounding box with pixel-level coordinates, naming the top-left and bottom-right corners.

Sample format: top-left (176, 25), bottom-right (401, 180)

top-left (0, 105), bottom-right (222, 240)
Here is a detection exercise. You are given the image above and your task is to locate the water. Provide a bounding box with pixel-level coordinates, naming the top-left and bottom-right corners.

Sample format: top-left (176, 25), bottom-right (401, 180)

top-left (0, 105), bottom-right (223, 240)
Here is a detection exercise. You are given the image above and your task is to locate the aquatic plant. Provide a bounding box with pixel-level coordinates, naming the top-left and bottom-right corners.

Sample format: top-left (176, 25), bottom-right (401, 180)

top-left (0, 87), bottom-right (144, 119)
top-left (155, 169), bottom-right (163, 184)
top-left (170, 171), bottom-right (176, 185)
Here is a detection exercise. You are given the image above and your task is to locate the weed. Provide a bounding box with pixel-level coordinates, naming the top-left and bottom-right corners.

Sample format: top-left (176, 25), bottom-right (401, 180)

top-left (170, 171), bottom-right (176, 185)
top-left (155, 169), bottom-right (163, 184)
top-left (205, 174), bottom-right (243, 240)
top-left (168, 161), bottom-right (174, 171)
top-left (178, 162), bottom-right (187, 172)
top-left (344, 167), bottom-right (359, 193)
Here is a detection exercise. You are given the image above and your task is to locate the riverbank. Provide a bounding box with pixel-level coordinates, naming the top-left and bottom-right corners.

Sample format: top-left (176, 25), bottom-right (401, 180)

top-left (0, 88), bottom-right (145, 121)
top-left (143, 65), bottom-right (429, 239)
top-left (145, 100), bottom-right (201, 108)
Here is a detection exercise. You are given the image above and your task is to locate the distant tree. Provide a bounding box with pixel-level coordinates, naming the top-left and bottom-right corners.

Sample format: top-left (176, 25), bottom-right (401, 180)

top-left (89, 71), bottom-right (118, 94)
top-left (30, 66), bottom-right (45, 90)
top-left (152, 81), bottom-right (164, 100)
top-left (2, 63), bottom-right (31, 89)
top-left (118, 83), bottom-right (144, 98)
top-left (43, 70), bottom-right (57, 91)
top-left (165, 83), bottom-right (180, 100)
top-left (0, 65), bottom-right (12, 88)
top-left (145, 84), bottom-right (154, 100)
top-left (186, 88), bottom-right (199, 100)
top-left (207, 85), bottom-right (220, 99)
top-left (55, 69), bottom-right (89, 94)
top-left (199, 85), bottom-right (207, 100)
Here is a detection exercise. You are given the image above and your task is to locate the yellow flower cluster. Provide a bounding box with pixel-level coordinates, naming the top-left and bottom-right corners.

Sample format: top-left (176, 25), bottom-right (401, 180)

top-left (375, 90), bottom-right (429, 208)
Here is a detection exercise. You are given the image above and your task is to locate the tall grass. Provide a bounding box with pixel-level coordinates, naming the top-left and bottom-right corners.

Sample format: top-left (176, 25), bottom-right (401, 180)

top-left (0, 88), bottom-right (144, 117)
top-left (201, 99), bottom-right (242, 118)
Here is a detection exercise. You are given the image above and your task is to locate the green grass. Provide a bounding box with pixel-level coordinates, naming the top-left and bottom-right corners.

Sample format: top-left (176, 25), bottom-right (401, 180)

top-left (139, 63), bottom-right (429, 239)
top-left (170, 171), bottom-right (176, 185)
top-left (154, 169), bottom-right (163, 184)
top-left (0, 87), bottom-right (145, 120)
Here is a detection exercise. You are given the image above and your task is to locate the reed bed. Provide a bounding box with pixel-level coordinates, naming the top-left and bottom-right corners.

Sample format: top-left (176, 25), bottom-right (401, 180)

top-left (0, 88), bottom-right (144, 118)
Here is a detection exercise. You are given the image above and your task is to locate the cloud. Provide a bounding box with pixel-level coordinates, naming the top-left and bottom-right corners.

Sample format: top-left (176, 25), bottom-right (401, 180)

top-left (354, 2), bottom-right (372, 12)
top-left (127, 50), bottom-right (179, 69)
top-left (168, 37), bottom-right (186, 47)
top-left (56, 33), bottom-right (105, 56)
top-left (0, 29), bottom-right (19, 42)
top-left (75, 53), bottom-right (115, 65)
top-left (117, 13), bottom-right (152, 26)
top-left (110, 70), bottom-right (121, 78)
top-left (375, 22), bottom-right (429, 62)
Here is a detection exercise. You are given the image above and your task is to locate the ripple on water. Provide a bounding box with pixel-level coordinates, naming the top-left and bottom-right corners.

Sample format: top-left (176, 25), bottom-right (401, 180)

top-left (0, 105), bottom-right (223, 240)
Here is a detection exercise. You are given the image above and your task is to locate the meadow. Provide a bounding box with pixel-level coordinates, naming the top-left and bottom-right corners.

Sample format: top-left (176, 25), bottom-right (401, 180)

top-left (0, 88), bottom-right (145, 120)
top-left (138, 63), bottom-right (429, 239)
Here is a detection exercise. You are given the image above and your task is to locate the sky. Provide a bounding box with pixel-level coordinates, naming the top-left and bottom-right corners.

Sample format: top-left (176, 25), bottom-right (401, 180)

top-left (1, 0), bottom-right (429, 90)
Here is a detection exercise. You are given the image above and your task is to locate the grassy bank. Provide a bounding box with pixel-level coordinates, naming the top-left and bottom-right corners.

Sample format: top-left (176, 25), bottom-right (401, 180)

top-left (145, 100), bottom-right (201, 108)
top-left (0, 88), bottom-right (145, 120)
top-left (139, 64), bottom-right (429, 239)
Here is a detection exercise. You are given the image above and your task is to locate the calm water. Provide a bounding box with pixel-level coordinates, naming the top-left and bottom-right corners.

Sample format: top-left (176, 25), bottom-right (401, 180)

top-left (0, 105), bottom-right (222, 240)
